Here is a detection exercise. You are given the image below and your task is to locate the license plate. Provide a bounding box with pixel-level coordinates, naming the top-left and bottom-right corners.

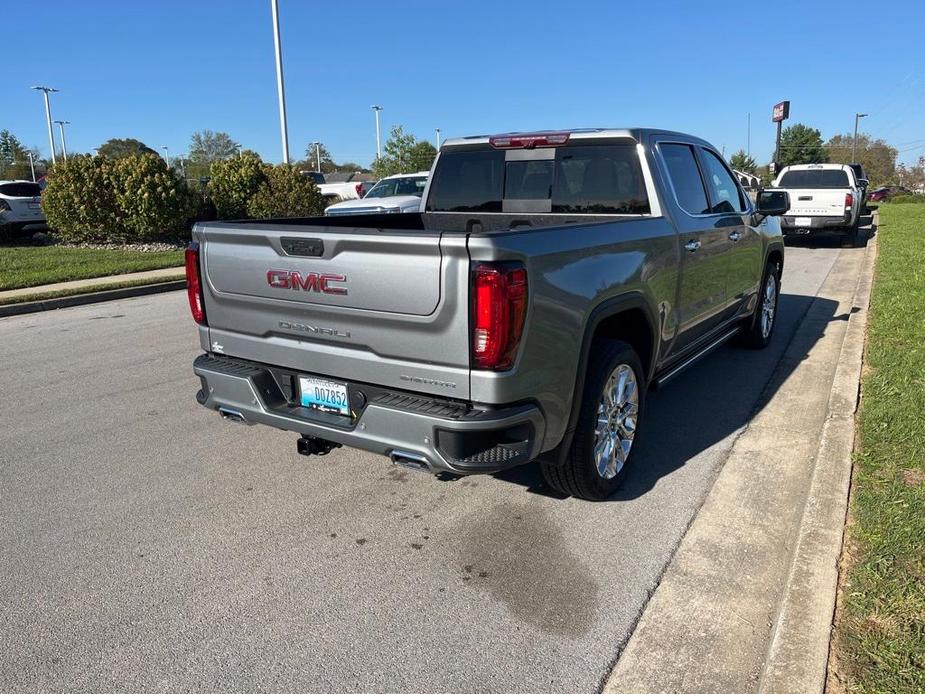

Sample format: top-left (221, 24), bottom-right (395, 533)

top-left (795, 217), bottom-right (812, 227)
top-left (299, 376), bottom-right (349, 415)
top-left (28, 203), bottom-right (40, 209)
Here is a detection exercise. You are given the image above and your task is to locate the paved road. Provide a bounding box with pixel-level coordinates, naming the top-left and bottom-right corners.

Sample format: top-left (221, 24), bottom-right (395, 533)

top-left (0, 231), bottom-right (867, 693)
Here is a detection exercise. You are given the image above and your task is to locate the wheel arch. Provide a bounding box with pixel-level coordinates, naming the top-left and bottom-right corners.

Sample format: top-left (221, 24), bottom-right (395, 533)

top-left (542, 292), bottom-right (659, 465)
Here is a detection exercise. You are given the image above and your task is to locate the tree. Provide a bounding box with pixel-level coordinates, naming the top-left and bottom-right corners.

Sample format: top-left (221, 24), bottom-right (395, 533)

top-left (302, 142), bottom-right (335, 173)
top-left (895, 157), bottom-right (924, 192)
top-left (0, 130), bottom-right (35, 180)
top-left (729, 150), bottom-right (757, 174)
top-left (777, 124), bottom-right (828, 167)
top-left (189, 130), bottom-right (240, 164)
top-left (97, 138), bottom-right (158, 159)
top-left (824, 133), bottom-right (897, 187)
top-left (372, 126), bottom-right (437, 178)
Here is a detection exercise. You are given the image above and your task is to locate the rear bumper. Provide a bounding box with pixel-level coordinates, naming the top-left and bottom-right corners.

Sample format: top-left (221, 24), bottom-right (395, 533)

top-left (781, 214), bottom-right (852, 232)
top-left (193, 353), bottom-right (546, 475)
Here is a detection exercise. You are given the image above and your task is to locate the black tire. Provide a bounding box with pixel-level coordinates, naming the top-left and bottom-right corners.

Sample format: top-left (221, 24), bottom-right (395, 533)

top-left (541, 339), bottom-right (646, 501)
top-left (740, 259), bottom-right (780, 349)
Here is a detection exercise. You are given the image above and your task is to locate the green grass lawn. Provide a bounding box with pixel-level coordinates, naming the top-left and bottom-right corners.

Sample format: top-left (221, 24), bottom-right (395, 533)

top-left (833, 203), bottom-right (925, 692)
top-left (0, 246), bottom-right (184, 291)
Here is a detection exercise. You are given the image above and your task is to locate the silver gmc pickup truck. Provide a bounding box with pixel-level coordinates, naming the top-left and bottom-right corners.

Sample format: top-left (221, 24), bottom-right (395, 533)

top-left (186, 128), bottom-right (789, 500)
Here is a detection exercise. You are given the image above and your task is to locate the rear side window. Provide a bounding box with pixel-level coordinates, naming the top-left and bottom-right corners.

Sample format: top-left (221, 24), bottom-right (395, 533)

top-left (778, 169), bottom-right (850, 188)
top-left (425, 144), bottom-right (650, 214)
top-left (699, 149), bottom-right (746, 213)
top-left (0, 182), bottom-right (42, 197)
top-left (660, 144), bottom-right (709, 215)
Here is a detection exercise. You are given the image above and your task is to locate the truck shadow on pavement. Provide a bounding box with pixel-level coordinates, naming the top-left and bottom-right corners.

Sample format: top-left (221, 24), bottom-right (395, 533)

top-left (494, 291), bottom-right (844, 502)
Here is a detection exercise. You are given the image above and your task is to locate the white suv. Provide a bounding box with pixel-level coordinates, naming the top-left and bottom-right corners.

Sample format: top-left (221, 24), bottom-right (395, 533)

top-left (0, 180), bottom-right (46, 235)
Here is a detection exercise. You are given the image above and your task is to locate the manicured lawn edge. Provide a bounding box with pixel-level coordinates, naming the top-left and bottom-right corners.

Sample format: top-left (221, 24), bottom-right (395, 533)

top-left (0, 273), bottom-right (185, 306)
top-left (830, 205), bottom-right (925, 693)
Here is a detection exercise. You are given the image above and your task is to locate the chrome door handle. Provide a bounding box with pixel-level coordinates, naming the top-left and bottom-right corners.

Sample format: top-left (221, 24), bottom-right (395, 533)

top-left (729, 231), bottom-right (742, 242)
top-left (685, 239), bottom-right (701, 252)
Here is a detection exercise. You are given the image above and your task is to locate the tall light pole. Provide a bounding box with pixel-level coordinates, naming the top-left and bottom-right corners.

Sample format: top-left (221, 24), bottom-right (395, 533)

top-left (270, 0), bottom-right (290, 164)
top-left (311, 141), bottom-right (321, 173)
top-left (27, 152), bottom-right (36, 182)
top-left (371, 105), bottom-right (382, 162)
top-left (852, 113), bottom-right (867, 162)
top-left (161, 146), bottom-right (170, 168)
top-left (31, 86), bottom-right (59, 166)
top-left (435, 128), bottom-right (441, 149)
top-left (54, 120), bottom-right (70, 161)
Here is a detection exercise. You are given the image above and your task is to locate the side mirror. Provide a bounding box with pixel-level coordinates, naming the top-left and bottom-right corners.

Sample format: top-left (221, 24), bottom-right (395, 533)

top-left (757, 190), bottom-right (790, 216)
top-left (859, 178), bottom-right (869, 188)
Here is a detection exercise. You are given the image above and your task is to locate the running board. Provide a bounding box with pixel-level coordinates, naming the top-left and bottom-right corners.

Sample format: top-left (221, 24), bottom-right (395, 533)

top-left (653, 327), bottom-right (741, 389)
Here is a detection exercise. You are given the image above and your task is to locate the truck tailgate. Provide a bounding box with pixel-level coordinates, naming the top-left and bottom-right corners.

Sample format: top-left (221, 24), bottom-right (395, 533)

top-left (782, 188), bottom-right (848, 217)
top-left (197, 223), bottom-right (471, 399)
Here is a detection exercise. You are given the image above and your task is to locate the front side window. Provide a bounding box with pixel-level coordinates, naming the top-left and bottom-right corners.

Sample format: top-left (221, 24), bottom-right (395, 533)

top-left (659, 143), bottom-right (709, 215)
top-left (699, 149), bottom-right (746, 214)
top-left (365, 175), bottom-right (428, 199)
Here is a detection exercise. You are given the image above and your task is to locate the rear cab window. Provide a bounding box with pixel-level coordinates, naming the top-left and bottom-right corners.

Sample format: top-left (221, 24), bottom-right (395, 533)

top-left (0, 182), bottom-right (42, 197)
top-left (778, 169), bottom-right (850, 188)
top-left (425, 143), bottom-right (650, 215)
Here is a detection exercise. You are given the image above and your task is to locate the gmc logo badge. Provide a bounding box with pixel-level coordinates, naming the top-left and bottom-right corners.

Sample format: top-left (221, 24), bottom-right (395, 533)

top-left (266, 269), bottom-right (348, 295)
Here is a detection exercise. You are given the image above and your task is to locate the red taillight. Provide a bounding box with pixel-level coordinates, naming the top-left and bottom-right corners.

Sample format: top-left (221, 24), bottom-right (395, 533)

top-left (845, 192), bottom-right (853, 208)
top-left (356, 183), bottom-right (364, 197)
top-left (489, 132), bottom-right (570, 149)
top-left (471, 263), bottom-right (528, 370)
top-left (185, 242), bottom-right (206, 325)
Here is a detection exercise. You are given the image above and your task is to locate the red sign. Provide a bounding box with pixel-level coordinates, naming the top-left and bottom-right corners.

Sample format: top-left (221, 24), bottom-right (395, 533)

top-left (772, 101), bottom-right (790, 123)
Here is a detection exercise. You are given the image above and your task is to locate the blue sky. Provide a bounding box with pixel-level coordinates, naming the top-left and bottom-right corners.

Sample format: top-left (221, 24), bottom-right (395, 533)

top-left (5, 0), bottom-right (925, 167)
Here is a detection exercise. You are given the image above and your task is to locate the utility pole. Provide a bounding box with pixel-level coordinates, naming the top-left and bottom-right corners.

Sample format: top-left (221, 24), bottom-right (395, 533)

top-left (54, 120), bottom-right (70, 160)
top-left (312, 141), bottom-right (321, 173)
top-left (371, 105), bottom-right (382, 162)
top-left (27, 152), bottom-right (36, 182)
top-left (31, 86), bottom-right (59, 166)
top-left (435, 128), bottom-right (441, 149)
top-left (853, 113), bottom-right (867, 162)
top-left (746, 112), bottom-right (750, 157)
top-left (270, 0), bottom-right (290, 164)
top-left (161, 146), bottom-right (170, 168)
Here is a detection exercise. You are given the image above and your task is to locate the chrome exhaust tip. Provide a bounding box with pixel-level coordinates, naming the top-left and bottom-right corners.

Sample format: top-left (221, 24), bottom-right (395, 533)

top-left (218, 407), bottom-right (248, 424)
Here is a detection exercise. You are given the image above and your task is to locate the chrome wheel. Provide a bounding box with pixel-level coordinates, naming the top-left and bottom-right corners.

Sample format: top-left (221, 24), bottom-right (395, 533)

top-left (760, 271), bottom-right (777, 340)
top-left (593, 363), bottom-right (639, 479)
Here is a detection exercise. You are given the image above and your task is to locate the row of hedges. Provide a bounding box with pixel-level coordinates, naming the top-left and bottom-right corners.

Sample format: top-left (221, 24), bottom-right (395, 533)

top-left (43, 154), bottom-right (196, 244)
top-left (208, 150), bottom-right (326, 220)
top-left (42, 151), bottom-right (327, 244)
top-left (888, 194), bottom-right (925, 204)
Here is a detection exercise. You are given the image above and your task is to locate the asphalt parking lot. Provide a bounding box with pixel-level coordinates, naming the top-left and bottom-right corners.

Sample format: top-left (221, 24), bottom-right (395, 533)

top-left (0, 227), bottom-right (869, 693)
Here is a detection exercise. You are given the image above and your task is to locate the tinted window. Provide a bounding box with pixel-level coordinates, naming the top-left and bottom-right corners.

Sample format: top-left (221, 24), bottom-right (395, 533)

top-left (426, 149), bottom-right (503, 212)
top-left (660, 144), bottom-right (709, 215)
top-left (425, 144), bottom-right (649, 214)
top-left (778, 169), bottom-right (850, 188)
top-left (0, 182), bottom-right (42, 197)
top-left (365, 175), bottom-right (428, 198)
top-left (699, 149), bottom-right (746, 213)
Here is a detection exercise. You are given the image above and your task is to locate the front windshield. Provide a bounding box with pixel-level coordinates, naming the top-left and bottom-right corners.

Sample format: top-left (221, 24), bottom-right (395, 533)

top-left (364, 176), bottom-right (427, 199)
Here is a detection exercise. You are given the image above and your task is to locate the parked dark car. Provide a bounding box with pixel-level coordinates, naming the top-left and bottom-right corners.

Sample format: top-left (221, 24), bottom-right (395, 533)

top-left (868, 186), bottom-right (911, 202)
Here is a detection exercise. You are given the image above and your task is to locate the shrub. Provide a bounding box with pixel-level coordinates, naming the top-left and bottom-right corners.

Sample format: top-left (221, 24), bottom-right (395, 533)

top-left (246, 165), bottom-right (326, 218)
top-left (42, 155), bottom-right (125, 243)
top-left (889, 194), bottom-right (925, 204)
top-left (42, 153), bottom-right (195, 243)
top-left (112, 154), bottom-right (196, 241)
top-left (208, 150), bottom-right (268, 219)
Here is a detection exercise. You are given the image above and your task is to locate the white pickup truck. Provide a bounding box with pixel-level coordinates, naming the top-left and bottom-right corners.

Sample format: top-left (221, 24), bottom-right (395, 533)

top-left (771, 163), bottom-right (866, 244)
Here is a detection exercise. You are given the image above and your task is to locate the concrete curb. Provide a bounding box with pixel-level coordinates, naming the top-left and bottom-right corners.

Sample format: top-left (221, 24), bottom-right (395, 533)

top-left (758, 222), bottom-right (877, 692)
top-left (602, 227), bottom-right (877, 693)
top-left (0, 280), bottom-right (187, 318)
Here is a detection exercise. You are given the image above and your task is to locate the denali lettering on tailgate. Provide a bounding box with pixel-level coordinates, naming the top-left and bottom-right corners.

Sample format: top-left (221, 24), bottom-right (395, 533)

top-left (267, 269), bottom-right (348, 295)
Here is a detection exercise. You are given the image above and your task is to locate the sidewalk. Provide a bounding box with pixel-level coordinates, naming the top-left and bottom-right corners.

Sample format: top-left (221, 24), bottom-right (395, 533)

top-left (0, 266), bottom-right (186, 317)
top-left (603, 232), bottom-right (876, 693)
